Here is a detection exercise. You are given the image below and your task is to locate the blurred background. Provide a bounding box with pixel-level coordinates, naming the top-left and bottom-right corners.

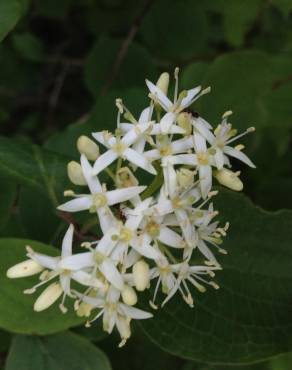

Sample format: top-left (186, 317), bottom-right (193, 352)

top-left (0, 0), bottom-right (292, 369)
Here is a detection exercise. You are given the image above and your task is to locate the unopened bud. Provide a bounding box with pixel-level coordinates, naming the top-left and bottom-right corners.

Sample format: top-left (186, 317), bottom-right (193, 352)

top-left (77, 135), bottom-right (99, 161)
top-left (67, 161), bottom-right (87, 186)
top-left (116, 167), bottom-right (138, 188)
top-left (132, 260), bottom-right (150, 291)
top-left (7, 260), bottom-right (44, 278)
top-left (177, 112), bottom-right (192, 135)
top-left (177, 168), bottom-right (195, 189)
top-left (121, 285), bottom-right (137, 306)
top-left (156, 72), bottom-right (169, 96)
top-left (214, 168), bottom-right (243, 191)
top-left (76, 302), bottom-right (93, 317)
top-left (33, 282), bottom-right (63, 312)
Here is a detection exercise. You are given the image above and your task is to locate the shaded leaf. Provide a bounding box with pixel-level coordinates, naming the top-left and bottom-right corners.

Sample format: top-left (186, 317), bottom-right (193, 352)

top-left (5, 332), bottom-right (111, 370)
top-left (140, 0), bottom-right (208, 60)
top-left (0, 0), bottom-right (29, 42)
top-left (0, 136), bottom-right (69, 206)
top-left (84, 37), bottom-right (156, 97)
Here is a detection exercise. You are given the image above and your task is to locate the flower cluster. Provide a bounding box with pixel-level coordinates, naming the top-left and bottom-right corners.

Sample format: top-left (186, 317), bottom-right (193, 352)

top-left (7, 69), bottom-right (255, 346)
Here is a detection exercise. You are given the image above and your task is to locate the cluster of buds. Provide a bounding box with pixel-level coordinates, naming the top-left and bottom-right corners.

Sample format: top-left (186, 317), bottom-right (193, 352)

top-left (7, 69), bottom-right (255, 346)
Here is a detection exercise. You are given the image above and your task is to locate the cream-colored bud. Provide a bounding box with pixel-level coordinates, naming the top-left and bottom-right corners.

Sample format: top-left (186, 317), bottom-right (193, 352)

top-left (116, 167), bottom-right (138, 188)
top-left (77, 135), bottom-right (99, 161)
top-left (177, 168), bottom-right (195, 189)
top-left (7, 260), bottom-right (44, 279)
top-left (214, 168), bottom-right (243, 191)
top-left (67, 161), bottom-right (87, 186)
top-left (156, 72), bottom-right (169, 95)
top-left (121, 285), bottom-right (137, 306)
top-left (177, 112), bottom-right (192, 135)
top-left (76, 302), bottom-right (93, 317)
top-left (33, 282), bottom-right (63, 312)
top-left (132, 260), bottom-right (150, 292)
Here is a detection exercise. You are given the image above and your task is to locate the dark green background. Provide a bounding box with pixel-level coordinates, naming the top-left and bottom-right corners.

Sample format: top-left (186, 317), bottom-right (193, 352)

top-left (0, 0), bottom-right (292, 369)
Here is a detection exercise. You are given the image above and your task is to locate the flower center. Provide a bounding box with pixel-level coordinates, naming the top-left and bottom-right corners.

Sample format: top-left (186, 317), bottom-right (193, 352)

top-left (159, 145), bottom-right (172, 157)
top-left (197, 151), bottom-right (209, 165)
top-left (94, 251), bottom-right (106, 264)
top-left (145, 221), bottom-right (160, 238)
top-left (112, 142), bottom-right (126, 155)
top-left (119, 227), bottom-right (133, 243)
top-left (92, 193), bottom-right (107, 208)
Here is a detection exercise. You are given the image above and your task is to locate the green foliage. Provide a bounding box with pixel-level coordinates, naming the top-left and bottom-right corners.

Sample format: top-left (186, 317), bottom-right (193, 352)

top-left (0, 137), bottom-right (69, 206)
top-left (0, 0), bottom-right (292, 369)
top-left (5, 332), bottom-right (111, 370)
top-left (0, 239), bottom-right (84, 335)
top-left (0, 0), bottom-right (29, 42)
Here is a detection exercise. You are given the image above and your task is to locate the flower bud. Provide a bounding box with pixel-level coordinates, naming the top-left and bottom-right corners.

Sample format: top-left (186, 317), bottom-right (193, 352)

top-left (76, 302), bottom-right (93, 317)
top-left (177, 168), bottom-right (195, 189)
top-left (67, 161), bottom-right (87, 186)
top-left (7, 260), bottom-right (44, 278)
top-left (116, 167), bottom-right (138, 188)
top-left (214, 168), bottom-right (243, 191)
top-left (121, 285), bottom-right (137, 306)
top-left (156, 72), bottom-right (169, 95)
top-left (132, 260), bottom-right (150, 292)
top-left (177, 112), bottom-right (192, 135)
top-left (77, 135), bottom-right (99, 161)
top-left (33, 282), bottom-right (63, 312)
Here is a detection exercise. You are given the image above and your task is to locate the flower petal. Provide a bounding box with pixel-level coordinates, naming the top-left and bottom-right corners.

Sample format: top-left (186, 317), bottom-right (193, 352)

top-left (80, 154), bottom-right (102, 193)
top-left (224, 146), bottom-right (256, 168)
top-left (119, 303), bottom-right (153, 319)
top-left (181, 86), bottom-right (201, 108)
top-left (100, 259), bottom-right (124, 290)
top-left (61, 224), bottom-right (74, 258)
top-left (60, 252), bottom-right (94, 270)
top-left (57, 196), bottom-right (92, 213)
top-left (193, 132), bottom-right (207, 152)
top-left (199, 165), bottom-right (212, 199)
top-left (72, 270), bottom-right (104, 288)
top-left (124, 148), bottom-right (157, 175)
top-left (160, 112), bottom-right (176, 134)
top-left (145, 79), bottom-right (172, 111)
top-left (92, 149), bottom-right (118, 175)
top-left (106, 186), bottom-right (146, 206)
top-left (158, 226), bottom-right (184, 248)
top-left (171, 137), bottom-right (194, 154)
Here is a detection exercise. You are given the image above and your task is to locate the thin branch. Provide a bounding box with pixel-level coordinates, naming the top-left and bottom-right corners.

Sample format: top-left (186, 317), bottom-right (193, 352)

top-left (100, 0), bottom-right (156, 95)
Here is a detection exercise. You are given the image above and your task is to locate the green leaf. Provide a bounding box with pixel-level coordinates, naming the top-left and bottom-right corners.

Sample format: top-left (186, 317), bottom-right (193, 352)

top-left (221, 0), bottom-right (263, 47)
top-left (0, 238), bottom-right (84, 335)
top-left (5, 332), bottom-right (111, 370)
top-left (0, 176), bottom-right (17, 233)
top-left (0, 136), bottom-right (69, 207)
top-left (198, 51), bottom-right (273, 131)
top-left (140, 0), bottom-right (208, 60)
top-left (0, 0), bottom-right (29, 42)
top-left (12, 32), bottom-right (44, 62)
top-left (140, 190), bottom-right (292, 364)
top-left (84, 37), bottom-right (157, 97)
top-left (270, 0), bottom-right (292, 16)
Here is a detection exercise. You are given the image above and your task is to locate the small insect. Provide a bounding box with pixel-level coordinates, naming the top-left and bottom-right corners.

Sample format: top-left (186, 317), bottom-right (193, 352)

top-left (182, 108), bottom-right (200, 118)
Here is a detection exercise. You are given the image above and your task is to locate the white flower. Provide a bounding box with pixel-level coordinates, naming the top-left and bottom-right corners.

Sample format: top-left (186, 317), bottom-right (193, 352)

top-left (58, 155), bottom-right (145, 233)
top-left (205, 114), bottom-right (256, 170)
top-left (21, 225), bottom-right (104, 312)
top-left (78, 286), bottom-right (152, 346)
top-left (160, 262), bottom-right (221, 307)
top-left (146, 75), bottom-right (209, 115)
top-left (92, 122), bottom-right (157, 175)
